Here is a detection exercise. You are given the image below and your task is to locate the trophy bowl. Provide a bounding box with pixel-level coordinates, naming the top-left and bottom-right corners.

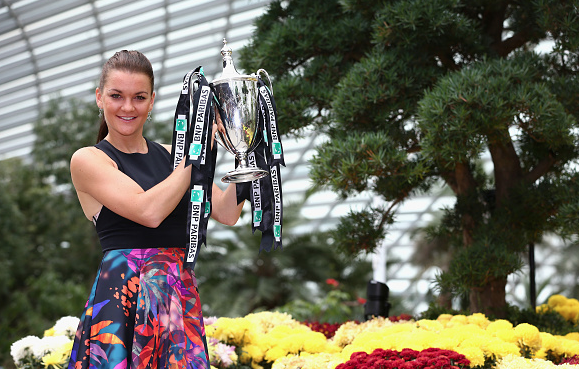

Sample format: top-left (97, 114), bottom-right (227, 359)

top-left (210, 39), bottom-right (270, 183)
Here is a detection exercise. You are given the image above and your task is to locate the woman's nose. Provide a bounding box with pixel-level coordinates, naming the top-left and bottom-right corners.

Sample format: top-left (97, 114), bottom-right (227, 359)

top-left (122, 98), bottom-right (135, 111)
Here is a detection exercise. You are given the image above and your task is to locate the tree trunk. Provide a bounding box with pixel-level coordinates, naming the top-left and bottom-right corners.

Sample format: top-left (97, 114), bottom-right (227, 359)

top-left (469, 277), bottom-right (507, 318)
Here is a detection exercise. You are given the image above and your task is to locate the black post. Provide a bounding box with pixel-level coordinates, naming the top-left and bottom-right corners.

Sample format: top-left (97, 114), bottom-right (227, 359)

top-left (364, 280), bottom-right (391, 321)
top-left (529, 242), bottom-right (536, 309)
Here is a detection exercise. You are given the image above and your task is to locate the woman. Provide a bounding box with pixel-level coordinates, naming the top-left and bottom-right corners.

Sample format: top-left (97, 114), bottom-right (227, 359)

top-left (67, 50), bottom-right (242, 369)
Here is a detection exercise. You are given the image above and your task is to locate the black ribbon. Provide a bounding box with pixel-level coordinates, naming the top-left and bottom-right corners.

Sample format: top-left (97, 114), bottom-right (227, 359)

top-left (236, 77), bottom-right (285, 252)
top-left (170, 67), bottom-right (215, 270)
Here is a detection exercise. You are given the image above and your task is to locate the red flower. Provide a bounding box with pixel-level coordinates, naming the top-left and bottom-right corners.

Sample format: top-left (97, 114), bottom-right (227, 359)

top-left (326, 278), bottom-right (340, 287)
top-left (357, 297), bottom-right (367, 304)
top-left (338, 348), bottom-right (470, 369)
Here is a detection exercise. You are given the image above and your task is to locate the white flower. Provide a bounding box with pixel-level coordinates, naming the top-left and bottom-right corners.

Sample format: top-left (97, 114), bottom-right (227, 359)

top-left (53, 316), bottom-right (80, 338)
top-left (214, 342), bottom-right (237, 367)
top-left (204, 316), bottom-right (219, 326)
top-left (32, 336), bottom-right (71, 359)
top-left (11, 335), bottom-right (41, 363)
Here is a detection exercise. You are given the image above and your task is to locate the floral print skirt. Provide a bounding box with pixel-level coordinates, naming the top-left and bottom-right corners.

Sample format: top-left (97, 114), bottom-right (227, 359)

top-left (68, 248), bottom-right (210, 369)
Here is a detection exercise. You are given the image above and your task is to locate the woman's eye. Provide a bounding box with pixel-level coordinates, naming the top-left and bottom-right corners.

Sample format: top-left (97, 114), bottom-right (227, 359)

top-left (135, 95), bottom-right (146, 100)
top-left (110, 94), bottom-right (121, 99)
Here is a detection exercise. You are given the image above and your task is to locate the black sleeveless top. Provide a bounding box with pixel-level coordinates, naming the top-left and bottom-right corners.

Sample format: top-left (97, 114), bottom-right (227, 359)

top-left (94, 138), bottom-right (188, 252)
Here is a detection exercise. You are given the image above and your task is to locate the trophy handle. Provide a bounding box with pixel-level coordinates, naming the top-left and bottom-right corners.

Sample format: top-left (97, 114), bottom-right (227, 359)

top-left (257, 68), bottom-right (273, 96)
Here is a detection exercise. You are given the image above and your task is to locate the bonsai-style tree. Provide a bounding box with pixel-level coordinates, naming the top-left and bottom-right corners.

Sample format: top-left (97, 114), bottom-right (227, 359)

top-left (239, 0), bottom-right (579, 316)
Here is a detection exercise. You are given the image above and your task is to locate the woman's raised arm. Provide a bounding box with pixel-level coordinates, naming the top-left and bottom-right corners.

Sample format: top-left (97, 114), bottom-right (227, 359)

top-left (71, 146), bottom-right (192, 228)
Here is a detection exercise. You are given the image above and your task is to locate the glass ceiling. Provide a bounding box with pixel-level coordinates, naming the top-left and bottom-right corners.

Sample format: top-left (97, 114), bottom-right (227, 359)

top-left (0, 0), bottom-right (567, 314)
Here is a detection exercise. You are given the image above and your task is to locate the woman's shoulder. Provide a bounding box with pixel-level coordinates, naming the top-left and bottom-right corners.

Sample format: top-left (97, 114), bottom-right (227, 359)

top-left (70, 145), bottom-right (116, 170)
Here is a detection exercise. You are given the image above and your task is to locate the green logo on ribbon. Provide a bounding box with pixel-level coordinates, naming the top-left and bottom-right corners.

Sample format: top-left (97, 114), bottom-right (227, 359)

top-left (205, 202), bottom-right (211, 215)
top-left (253, 210), bottom-right (263, 223)
top-left (274, 225), bottom-right (281, 238)
top-left (189, 143), bottom-right (202, 156)
top-left (175, 119), bottom-right (187, 132)
top-left (273, 142), bottom-right (282, 155)
top-left (191, 189), bottom-right (203, 202)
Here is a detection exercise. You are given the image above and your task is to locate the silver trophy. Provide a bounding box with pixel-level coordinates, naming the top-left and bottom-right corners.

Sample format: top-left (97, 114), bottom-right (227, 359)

top-left (210, 38), bottom-right (272, 183)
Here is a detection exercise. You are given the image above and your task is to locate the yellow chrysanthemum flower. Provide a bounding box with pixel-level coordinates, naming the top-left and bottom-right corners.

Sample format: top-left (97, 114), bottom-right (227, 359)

top-left (436, 313), bottom-right (454, 327)
top-left (494, 328), bottom-right (518, 344)
top-left (264, 346), bottom-right (289, 362)
top-left (331, 317), bottom-right (398, 348)
top-left (455, 346), bottom-right (486, 367)
top-left (447, 314), bottom-right (468, 327)
top-left (443, 324), bottom-right (485, 343)
top-left (429, 336), bottom-right (460, 351)
top-left (246, 311), bottom-right (302, 335)
top-left (44, 328), bottom-right (56, 337)
top-left (535, 348), bottom-right (548, 360)
top-left (557, 338), bottom-right (579, 357)
top-left (467, 313), bottom-right (490, 328)
top-left (266, 326), bottom-right (294, 340)
top-left (539, 332), bottom-right (558, 353)
top-left (556, 306), bottom-right (579, 323)
top-left (536, 304), bottom-right (550, 314)
top-left (400, 330), bottom-right (438, 351)
top-left (303, 332), bottom-right (338, 354)
top-left (486, 319), bottom-right (513, 334)
top-left (210, 317), bottom-right (256, 346)
top-left (416, 319), bottom-right (443, 332)
top-left (485, 341), bottom-right (521, 359)
top-left (514, 323), bottom-right (542, 352)
top-left (565, 332), bottom-right (579, 342)
top-left (277, 335), bottom-right (303, 354)
top-left (340, 344), bottom-right (372, 361)
top-left (240, 344), bottom-right (265, 363)
top-left (460, 336), bottom-right (492, 350)
top-left (205, 324), bottom-right (216, 337)
top-left (41, 341), bottom-right (73, 369)
top-left (272, 352), bottom-right (344, 369)
top-left (548, 294), bottom-right (569, 307)
top-left (331, 321), bottom-right (361, 347)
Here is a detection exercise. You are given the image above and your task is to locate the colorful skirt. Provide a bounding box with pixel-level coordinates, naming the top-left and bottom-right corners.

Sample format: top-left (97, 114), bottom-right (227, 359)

top-left (68, 248), bottom-right (210, 369)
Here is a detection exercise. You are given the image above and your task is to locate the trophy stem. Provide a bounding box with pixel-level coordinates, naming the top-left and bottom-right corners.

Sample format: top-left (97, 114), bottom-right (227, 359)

top-left (238, 154), bottom-right (249, 170)
top-left (221, 153), bottom-right (269, 183)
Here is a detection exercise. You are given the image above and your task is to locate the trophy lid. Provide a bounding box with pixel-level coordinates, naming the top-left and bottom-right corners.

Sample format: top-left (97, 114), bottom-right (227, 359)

top-left (211, 38), bottom-right (255, 84)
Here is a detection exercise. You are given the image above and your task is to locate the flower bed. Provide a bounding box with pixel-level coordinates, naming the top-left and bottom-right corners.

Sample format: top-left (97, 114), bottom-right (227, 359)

top-left (11, 295), bottom-right (579, 369)
top-left (11, 316), bottom-right (78, 369)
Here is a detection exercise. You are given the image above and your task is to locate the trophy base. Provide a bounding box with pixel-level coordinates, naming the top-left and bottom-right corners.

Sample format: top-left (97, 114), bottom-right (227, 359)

top-left (221, 167), bottom-right (269, 183)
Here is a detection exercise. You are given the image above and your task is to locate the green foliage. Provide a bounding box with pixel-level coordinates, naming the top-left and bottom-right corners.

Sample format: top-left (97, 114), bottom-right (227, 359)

top-left (278, 289), bottom-right (363, 324)
top-left (506, 304), bottom-right (579, 336)
top-left (196, 201), bottom-right (372, 318)
top-left (240, 0), bottom-right (579, 314)
top-left (0, 158), bottom-right (98, 367)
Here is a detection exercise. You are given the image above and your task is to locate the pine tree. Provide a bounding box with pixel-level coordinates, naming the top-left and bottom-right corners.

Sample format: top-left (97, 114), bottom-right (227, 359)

top-left (239, 0), bottom-right (579, 316)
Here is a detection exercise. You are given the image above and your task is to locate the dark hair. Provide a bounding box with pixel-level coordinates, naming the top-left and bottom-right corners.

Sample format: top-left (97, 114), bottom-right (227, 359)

top-left (96, 50), bottom-right (154, 143)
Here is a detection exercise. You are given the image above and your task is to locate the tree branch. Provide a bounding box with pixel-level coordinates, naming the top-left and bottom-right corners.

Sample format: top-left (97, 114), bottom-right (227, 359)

top-left (454, 162), bottom-right (478, 246)
top-left (491, 28), bottom-right (532, 57)
top-left (488, 140), bottom-right (523, 204)
top-left (525, 152), bottom-right (558, 183)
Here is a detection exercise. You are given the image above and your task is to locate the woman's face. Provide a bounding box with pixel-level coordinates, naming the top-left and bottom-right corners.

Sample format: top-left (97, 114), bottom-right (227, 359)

top-left (96, 70), bottom-right (155, 138)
